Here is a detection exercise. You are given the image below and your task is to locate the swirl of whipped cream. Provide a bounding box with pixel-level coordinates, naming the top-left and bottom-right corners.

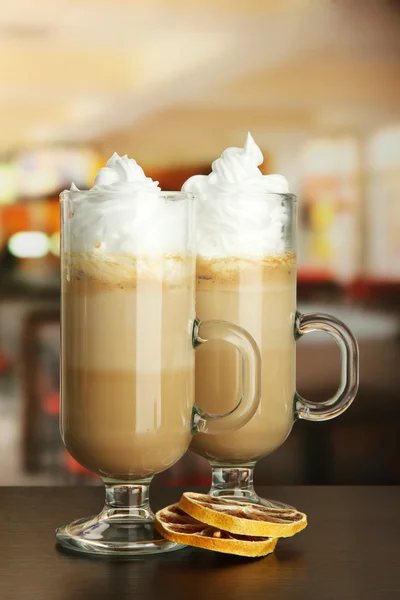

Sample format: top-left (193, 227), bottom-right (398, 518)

top-left (182, 133), bottom-right (290, 258)
top-left (93, 152), bottom-right (156, 187)
top-left (64, 153), bottom-right (186, 256)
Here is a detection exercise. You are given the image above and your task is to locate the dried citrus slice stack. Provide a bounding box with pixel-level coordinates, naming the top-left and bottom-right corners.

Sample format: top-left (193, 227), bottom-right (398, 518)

top-left (155, 504), bottom-right (278, 557)
top-left (179, 492), bottom-right (307, 538)
top-left (155, 492), bottom-right (307, 557)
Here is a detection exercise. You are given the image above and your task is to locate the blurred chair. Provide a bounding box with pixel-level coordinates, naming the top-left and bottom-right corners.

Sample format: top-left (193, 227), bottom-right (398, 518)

top-left (348, 277), bottom-right (400, 314)
top-left (20, 308), bottom-right (62, 474)
top-left (20, 308), bottom-right (98, 483)
top-left (297, 270), bottom-right (343, 303)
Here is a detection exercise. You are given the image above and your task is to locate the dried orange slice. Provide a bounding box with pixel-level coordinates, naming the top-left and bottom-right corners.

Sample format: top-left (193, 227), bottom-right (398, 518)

top-left (179, 492), bottom-right (307, 538)
top-left (155, 504), bottom-right (278, 557)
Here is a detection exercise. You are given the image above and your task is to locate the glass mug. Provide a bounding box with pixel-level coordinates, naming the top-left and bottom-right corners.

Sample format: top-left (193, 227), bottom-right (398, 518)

top-left (191, 191), bottom-right (359, 505)
top-left (56, 190), bottom-right (261, 556)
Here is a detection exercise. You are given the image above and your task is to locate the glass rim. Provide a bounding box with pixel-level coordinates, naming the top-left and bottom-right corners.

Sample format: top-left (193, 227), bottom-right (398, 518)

top-left (59, 189), bottom-right (194, 203)
top-left (194, 191), bottom-right (297, 201)
top-left (60, 189), bottom-right (296, 202)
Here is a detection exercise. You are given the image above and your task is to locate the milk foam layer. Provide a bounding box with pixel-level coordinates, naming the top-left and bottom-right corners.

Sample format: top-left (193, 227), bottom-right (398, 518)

top-left (182, 133), bottom-right (290, 258)
top-left (64, 153), bottom-right (188, 256)
top-left (65, 253), bottom-right (193, 287)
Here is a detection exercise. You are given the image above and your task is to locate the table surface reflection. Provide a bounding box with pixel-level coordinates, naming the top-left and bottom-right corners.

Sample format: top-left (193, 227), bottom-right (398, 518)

top-left (1, 485), bottom-right (399, 600)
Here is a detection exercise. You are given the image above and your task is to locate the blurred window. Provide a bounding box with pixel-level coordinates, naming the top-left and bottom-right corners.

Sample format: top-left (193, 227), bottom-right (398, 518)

top-left (299, 137), bottom-right (361, 283)
top-left (366, 126), bottom-right (400, 278)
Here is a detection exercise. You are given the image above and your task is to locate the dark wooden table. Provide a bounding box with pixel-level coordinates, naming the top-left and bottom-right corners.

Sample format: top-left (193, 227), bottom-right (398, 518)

top-left (2, 486), bottom-right (399, 600)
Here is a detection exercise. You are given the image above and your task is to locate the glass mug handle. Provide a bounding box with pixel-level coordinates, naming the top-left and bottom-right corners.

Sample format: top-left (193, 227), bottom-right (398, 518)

top-left (192, 318), bottom-right (261, 434)
top-left (295, 312), bottom-right (359, 421)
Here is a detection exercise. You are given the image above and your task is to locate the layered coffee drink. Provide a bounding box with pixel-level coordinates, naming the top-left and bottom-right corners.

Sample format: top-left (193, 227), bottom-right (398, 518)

top-left (183, 133), bottom-right (295, 465)
top-left (61, 154), bottom-right (195, 480)
top-left (192, 254), bottom-right (295, 463)
top-left (58, 151), bottom-right (265, 556)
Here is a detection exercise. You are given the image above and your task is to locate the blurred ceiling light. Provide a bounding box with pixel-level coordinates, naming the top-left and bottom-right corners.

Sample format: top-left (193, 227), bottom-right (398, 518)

top-left (49, 231), bottom-right (60, 257)
top-left (68, 99), bottom-right (109, 121)
top-left (8, 231), bottom-right (49, 258)
top-left (28, 124), bottom-right (65, 143)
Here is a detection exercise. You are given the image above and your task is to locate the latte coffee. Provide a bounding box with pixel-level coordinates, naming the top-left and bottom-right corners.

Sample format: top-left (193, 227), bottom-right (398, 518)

top-left (191, 253), bottom-right (295, 464)
top-left (61, 254), bottom-right (195, 480)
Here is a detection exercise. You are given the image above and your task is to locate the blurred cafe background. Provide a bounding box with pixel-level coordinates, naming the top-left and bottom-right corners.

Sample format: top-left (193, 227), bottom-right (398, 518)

top-left (0, 0), bottom-right (399, 486)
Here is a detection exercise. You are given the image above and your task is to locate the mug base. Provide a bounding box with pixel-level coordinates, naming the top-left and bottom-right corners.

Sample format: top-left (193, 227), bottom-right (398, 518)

top-left (56, 514), bottom-right (183, 557)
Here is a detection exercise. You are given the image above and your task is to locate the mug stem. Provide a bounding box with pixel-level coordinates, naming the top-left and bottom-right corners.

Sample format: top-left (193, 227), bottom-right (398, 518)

top-left (209, 463), bottom-right (257, 500)
top-left (103, 480), bottom-right (154, 521)
top-left (208, 464), bottom-right (291, 509)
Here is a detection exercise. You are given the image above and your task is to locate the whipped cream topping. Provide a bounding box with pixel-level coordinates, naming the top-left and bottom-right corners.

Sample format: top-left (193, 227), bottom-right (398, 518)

top-left (64, 153), bottom-right (187, 256)
top-left (182, 133), bottom-right (290, 258)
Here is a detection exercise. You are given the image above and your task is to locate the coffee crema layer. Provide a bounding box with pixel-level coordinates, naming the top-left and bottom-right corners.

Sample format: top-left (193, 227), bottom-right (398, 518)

top-left (196, 252), bottom-right (295, 286)
top-left (191, 251), bottom-right (296, 464)
top-left (64, 252), bottom-right (194, 288)
top-left (61, 253), bottom-right (195, 480)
